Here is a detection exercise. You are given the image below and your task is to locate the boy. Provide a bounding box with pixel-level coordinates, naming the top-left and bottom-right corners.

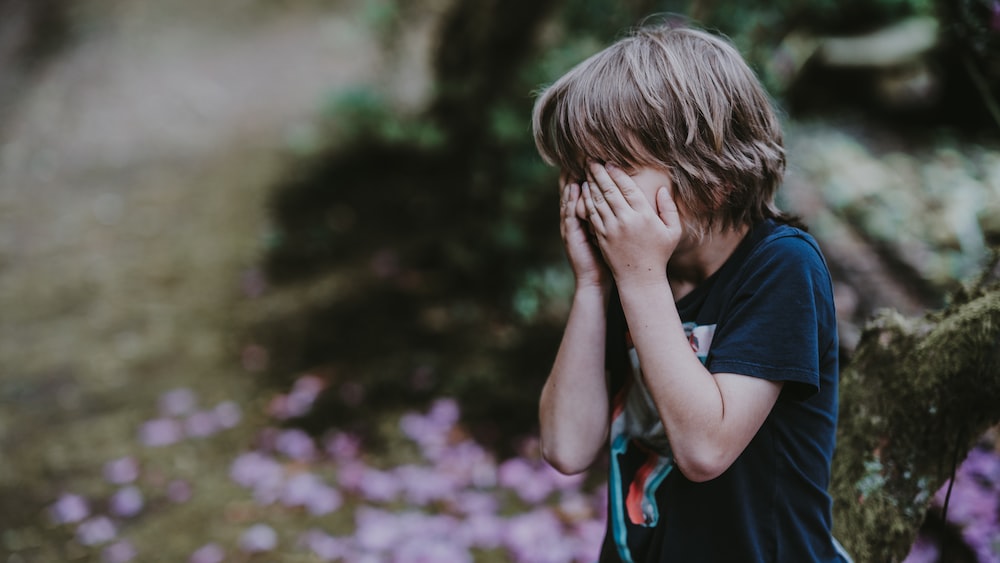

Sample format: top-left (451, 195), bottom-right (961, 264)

top-left (532, 23), bottom-right (851, 562)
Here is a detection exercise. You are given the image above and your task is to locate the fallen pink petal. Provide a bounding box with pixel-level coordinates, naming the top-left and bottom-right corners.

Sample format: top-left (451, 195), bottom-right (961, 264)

top-left (158, 388), bottom-right (197, 417)
top-left (184, 410), bottom-right (222, 438)
top-left (109, 486), bottom-right (144, 518)
top-left (304, 484), bottom-right (343, 516)
top-left (239, 523), bottom-right (278, 553)
top-left (324, 431), bottom-right (362, 461)
top-left (138, 418), bottom-right (183, 447)
top-left (102, 457), bottom-right (140, 485)
top-left (274, 428), bottom-right (318, 461)
top-left (213, 401), bottom-right (242, 428)
top-left (102, 539), bottom-right (138, 563)
top-left (49, 493), bottom-right (90, 525)
top-left (189, 543), bottom-right (225, 563)
top-left (76, 516), bottom-right (118, 546)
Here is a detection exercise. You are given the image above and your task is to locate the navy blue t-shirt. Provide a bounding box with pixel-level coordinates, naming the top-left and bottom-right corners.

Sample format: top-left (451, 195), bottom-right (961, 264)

top-left (599, 219), bottom-right (845, 563)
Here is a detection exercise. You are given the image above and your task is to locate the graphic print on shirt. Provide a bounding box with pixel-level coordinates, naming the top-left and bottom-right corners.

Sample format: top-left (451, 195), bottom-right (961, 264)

top-left (608, 322), bottom-right (716, 562)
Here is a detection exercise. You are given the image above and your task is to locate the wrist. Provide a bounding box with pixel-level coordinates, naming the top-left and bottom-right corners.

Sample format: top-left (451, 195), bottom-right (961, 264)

top-left (614, 270), bottom-right (668, 292)
top-left (573, 282), bottom-right (610, 303)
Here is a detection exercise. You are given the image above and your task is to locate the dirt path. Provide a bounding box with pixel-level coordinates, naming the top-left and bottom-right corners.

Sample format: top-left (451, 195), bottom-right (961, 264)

top-left (0, 2), bottom-right (434, 558)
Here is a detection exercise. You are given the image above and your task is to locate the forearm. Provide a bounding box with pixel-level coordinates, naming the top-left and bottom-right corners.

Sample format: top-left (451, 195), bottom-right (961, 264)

top-left (539, 286), bottom-right (610, 474)
top-left (616, 278), bottom-right (730, 479)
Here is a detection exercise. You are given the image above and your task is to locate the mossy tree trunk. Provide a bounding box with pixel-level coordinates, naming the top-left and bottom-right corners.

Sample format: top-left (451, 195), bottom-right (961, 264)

top-left (832, 256), bottom-right (1000, 561)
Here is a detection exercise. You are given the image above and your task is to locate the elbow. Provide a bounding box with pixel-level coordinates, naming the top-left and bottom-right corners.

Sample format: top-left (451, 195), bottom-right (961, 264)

top-left (675, 449), bottom-right (732, 483)
top-left (541, 443), bottom-right (594, 476)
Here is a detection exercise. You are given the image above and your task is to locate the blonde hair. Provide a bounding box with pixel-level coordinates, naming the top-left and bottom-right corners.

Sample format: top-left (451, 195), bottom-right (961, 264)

top-left (532, 23), bottom-right (787, 235)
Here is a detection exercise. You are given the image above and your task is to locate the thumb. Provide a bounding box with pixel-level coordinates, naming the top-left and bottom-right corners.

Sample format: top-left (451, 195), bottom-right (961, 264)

top-left (655, 186), bottom-right (680, 226)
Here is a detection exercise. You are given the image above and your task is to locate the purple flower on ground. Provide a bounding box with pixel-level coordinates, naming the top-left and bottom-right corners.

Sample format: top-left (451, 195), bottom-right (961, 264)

top-left (185, 411), bottom-right (221, 438)
top-left (166, 479), bottom-right (193, 503)
top-left (356, 467), bottom-right (401, 503)
top-left (592, 483), bottom-right (609, 521)
top-left (354, 508), bottom-right (402, 552)
top-left (285, 374), bottom-right (325, 418)
top-left (457, 512), bottom-right (507, 550)
top-left (189, 543), bottom-right (225, 563)
top-left (305, 484), bottom-right (343, 516)
top-left (158, 388), bottom-right (197, 417)
top-left (498, 458), bottom-right (555, 503)
top-left (274, 428), bottom-right (317, 461)
top-left (109, 486), bottom-right (144, 518)
top-left (230, 451), bottom-right (285, 505)
top-left (335, 460), bottom-right (367, 491)
top-left (239, 523), bottom-right (278, 553)
top-left (450, 490), bottom-right (501, 517)
top-left (427, 398), bottom-right (460, 428)
top-left (504, 508), bottom-right (572, 563)
top-left (281, 472), bottom-right (325, 507)
top-left (103, 457), bottom-right (139, 485)
top-left (434, 440), bottom-right (497, 489)
top-left (49, 493), bottom-right (89, 524)
top-left (266, 395), bottom-right (291, 420)
top-left (230, 451), bottom-right (282, 488)
top-left (213, 401), bottom-right (242, 428)
top-left (76, 516), bottom-right (117, 546)
top-left (394, 464), bottom-right (457, 505)
top-left (324, 431), bottom-right (361, 461)
top-left (542, 462), bottom-right (586, 491)
top-left (138, 418), bottom-right (183, 447)
top-left (301, 529), bottom-right (350, 561)
top-left (390, 537), bottom-right (473, 563)
top-left (572, 519), bottom-right (606, 562)
top-left (102, 539), bottom-right (137, 563)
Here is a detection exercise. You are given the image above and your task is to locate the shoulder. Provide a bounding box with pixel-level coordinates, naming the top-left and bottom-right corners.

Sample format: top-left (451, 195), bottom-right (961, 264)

top-left (744, 222), bottom-right (830, 277)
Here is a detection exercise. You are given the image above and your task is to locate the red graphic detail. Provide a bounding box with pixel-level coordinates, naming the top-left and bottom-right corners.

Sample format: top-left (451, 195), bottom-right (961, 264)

top-left (625, 454), bottom-right (659, 525)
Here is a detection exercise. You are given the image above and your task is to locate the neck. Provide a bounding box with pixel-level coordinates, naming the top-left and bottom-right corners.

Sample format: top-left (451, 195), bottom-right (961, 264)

top-left (667, 223), bottom-right (749, 299)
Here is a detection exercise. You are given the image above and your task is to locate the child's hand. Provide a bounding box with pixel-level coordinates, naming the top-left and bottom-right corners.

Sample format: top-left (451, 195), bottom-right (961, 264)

top-left (582, 162), bottom-right (682, 287)
top-left (560, 181), bottom-right (610, 292)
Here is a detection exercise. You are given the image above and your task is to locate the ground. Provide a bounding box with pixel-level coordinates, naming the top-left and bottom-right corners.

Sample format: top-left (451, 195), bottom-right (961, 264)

top-left (0, 1), bottom-right (434, 559)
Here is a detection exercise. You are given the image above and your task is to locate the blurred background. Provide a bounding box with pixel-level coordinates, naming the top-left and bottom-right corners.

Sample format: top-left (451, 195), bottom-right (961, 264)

top-left (1, 0), bottom-right (998, 561)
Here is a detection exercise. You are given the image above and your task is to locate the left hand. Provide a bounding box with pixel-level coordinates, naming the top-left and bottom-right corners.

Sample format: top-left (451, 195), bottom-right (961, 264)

top-left (582, 161), bottom-right (682, 286)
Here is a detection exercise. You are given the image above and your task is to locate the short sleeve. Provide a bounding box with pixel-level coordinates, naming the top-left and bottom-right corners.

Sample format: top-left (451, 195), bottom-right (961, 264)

top-left (705, 233), bottom-right (836, 400)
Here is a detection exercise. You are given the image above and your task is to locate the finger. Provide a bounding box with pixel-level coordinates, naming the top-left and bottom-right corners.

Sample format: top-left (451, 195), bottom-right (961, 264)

top-left (656, 185), bottom-right (681, 227)
top-left (561, 182), bottom-right (575, 214)
top-left (604, 162), bottom-right (648, 209)
top-left (581, 181), bottom-right (606, 232)
top-left (587, 161), bottom-right (631, 214)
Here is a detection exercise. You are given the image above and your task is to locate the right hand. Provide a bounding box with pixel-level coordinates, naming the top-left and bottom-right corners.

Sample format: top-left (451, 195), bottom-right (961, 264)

top-left (561, 181), bottom-right (610, 292)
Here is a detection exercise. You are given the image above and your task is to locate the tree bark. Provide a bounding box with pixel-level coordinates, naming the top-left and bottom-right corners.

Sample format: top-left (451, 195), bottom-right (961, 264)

top-left (832, 254), bottom-right (1000, 561)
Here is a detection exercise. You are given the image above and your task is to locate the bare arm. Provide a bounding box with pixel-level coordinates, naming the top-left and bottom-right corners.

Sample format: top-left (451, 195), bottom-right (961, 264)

top-left (616, 279), bottom-right (782, 482)
top-left (582, 162), bottom-right (782, 482)
top-left (539, 286), bottom-right (610, 474)
top-left (538, 181), bottom-right (612, 475)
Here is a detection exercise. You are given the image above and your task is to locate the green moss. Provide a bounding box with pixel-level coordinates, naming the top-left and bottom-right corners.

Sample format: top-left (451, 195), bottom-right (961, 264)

top-left (832, 279), bottom-right (1000, 561)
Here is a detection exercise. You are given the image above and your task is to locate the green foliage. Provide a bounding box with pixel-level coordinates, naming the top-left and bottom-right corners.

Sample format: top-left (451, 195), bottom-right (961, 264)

top-left (321, 87), bottom-right (445, 149)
